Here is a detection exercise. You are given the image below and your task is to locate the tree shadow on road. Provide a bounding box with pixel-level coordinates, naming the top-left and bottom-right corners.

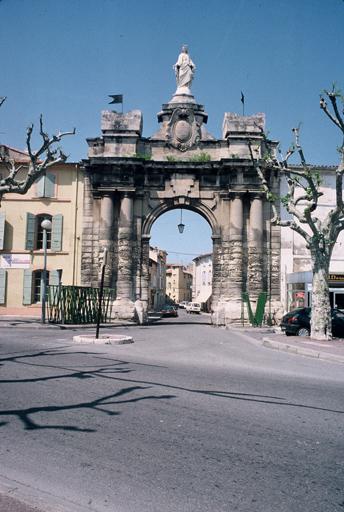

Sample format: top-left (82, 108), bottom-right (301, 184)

top-left (0, 348), bottom-right (175, 431)
top-left (1, 346), bottom-right (343, 435)
top-left (0, 385), bottom-right (175, 432)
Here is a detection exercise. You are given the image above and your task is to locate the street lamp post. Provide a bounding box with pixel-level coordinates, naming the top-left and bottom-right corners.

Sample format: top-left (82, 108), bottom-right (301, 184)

top-left (41, 218), bottom-right (52, 324)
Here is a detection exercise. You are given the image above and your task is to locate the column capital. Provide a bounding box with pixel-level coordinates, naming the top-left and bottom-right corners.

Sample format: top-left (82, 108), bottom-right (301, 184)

top-left (228, 190), bottom-right (246, 199)
top-left (122, 191), bottom-right (134, 199)
top-left (249, 191), bottom-right (265, 200)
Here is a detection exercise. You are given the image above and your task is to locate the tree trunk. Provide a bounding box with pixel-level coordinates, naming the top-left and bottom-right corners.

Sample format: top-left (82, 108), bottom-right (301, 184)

top-left (310, 248), bottom-right (332, 340)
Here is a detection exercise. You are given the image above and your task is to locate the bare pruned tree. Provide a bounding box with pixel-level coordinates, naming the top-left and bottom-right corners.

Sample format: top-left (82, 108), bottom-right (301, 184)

top-left (0, 101), bottom-right (75, 203)
top-left (248, 87), bottom-right (344, 341)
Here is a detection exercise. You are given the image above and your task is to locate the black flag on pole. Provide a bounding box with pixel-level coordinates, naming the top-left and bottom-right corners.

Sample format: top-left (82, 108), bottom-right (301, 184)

top-left (240, 91), bottom-right (245, 115)
top-left (108, 94), bottom-right (123, 104)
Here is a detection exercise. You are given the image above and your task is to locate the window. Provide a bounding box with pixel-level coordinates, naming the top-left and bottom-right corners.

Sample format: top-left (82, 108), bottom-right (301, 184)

top-left (33, 270), bottom-right (50, 303)
top-left (25, 213), bottom-right (63, 251)
top-left (36, 172), bottom-right (56, 198)
top-left (0, 212), bottom-right (5, 250)
top-left (23, 269), bottom-right (61, 305)
top-left (0, 269), bottom-right (7, 304)
top-left (36, 214), bottom-right (52, 249)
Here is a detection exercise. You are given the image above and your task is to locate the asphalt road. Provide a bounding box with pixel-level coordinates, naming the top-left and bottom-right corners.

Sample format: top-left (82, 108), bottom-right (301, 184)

top-left (0, 311), bottom-right (343, 512)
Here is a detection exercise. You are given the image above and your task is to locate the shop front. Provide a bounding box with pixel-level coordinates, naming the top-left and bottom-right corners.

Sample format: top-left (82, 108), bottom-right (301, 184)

top-left (286, 272), bottom-right (344, 311)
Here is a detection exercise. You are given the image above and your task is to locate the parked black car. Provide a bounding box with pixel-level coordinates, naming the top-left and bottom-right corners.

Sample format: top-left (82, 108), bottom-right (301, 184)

top-left (281, 307), bottom-right (344, 337)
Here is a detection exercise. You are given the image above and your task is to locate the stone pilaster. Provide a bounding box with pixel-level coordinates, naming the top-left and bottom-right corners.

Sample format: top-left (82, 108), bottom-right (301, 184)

top-left (116, 193), bottom-right (134, 300)
top-left (99, 194), bottom-right (114, 287)
top-left (229, 193), bottom-right (243, 297)
top-left (248, 194), bottom-right (264, 297)
top-left (81, 174), bottom-right (95, 286)
top-left (112, 193), bottom-right (136, 321)
top-left (211, 236), bottom-right (222, 307)
top-left (140, 235), bottom-right (150, 308)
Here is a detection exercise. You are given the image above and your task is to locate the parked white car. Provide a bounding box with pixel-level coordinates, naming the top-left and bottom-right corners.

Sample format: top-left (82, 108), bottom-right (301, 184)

top-left (186, 302), bottom-right (201, 314)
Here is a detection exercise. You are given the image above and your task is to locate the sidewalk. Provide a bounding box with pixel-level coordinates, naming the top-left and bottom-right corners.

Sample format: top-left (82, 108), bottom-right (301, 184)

top-left (230, 326), bottom-right (344, 364)
top-left (0, 315), bottom-right (135, 330)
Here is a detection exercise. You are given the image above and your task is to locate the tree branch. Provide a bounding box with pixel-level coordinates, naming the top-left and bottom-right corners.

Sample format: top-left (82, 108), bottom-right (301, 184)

top-left (0, 116), bottom-right (75, 203)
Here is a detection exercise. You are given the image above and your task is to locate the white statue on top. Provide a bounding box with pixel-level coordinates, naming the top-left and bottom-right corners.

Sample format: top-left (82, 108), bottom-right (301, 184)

top-left (173, 45), bottom-right (196, 93)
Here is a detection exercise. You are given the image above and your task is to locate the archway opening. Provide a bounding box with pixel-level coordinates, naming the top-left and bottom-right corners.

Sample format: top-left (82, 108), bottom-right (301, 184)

top-left (148, 208), bottom-right (213, 322)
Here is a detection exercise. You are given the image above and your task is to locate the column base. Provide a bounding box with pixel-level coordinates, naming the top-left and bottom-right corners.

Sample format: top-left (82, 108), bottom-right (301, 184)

top-left (211, 299), bottom-right (246, 327)
top-left (111, 298), bottom-right (136, 322)
top-left (212, 298), bottom-right (284, 327)
top-left (111, 297), bottom-right (149, 325)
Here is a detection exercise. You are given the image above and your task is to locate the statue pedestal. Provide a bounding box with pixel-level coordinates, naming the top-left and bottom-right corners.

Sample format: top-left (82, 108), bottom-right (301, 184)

top-left (170, 86), bottom-right (195, 104)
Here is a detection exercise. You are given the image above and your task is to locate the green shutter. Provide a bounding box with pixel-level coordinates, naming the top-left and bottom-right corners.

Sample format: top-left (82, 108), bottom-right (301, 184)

top-left (0, 269), bottom-right (6, 304)
top-left (25, 213), bottom-right (36, 250)
top-left (23, 269), bottom-right (33, 305)
top-left (0, 212), bottom-right (5, 250)
top-left (44, 172), bottom-right (56, 198)
top-left (49, 269), bottom-right (60, 286)
top-left (51, 214), bottom-right (63, 251)
top-left (36, 175), bottom-right (45, 197)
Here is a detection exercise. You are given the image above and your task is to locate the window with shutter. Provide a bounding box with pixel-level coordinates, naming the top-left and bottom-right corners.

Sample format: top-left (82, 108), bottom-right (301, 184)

top-left (36, 173), bottom-right (56, 198)
top-left (31, 269), bottom-right (50, 303)
top-left (25, 213), bottom-right (36, 250)
top-left (36, 176), bottom-right (45, 197)
top-left (36, 214), bottom-right (52, 249)
top-left (0, 269), bottom-right (6, 304)
top-left (49, 269), bottom-right (61, 286)
top-left (51, 214), bottom-right (63, 251)
top-left (23, 269), bottom-right (33, 305)
top-left (44, 173), bottom-right (56, 197)
top-left (0, 212), bottom-right (5, 250)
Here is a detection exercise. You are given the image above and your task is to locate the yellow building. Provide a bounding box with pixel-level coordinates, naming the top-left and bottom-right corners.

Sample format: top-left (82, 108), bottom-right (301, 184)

top-left (0, 146), bottom-right (83, 316)
top-left (166, 264), bottom-right (192, 304)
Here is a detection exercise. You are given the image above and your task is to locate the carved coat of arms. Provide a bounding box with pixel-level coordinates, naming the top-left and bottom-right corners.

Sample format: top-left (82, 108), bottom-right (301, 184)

top-left (167, 108), bottom-right (201, 151)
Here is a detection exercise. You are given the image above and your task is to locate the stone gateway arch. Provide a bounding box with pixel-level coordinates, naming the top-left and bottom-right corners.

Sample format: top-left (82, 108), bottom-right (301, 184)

top-left (81, 48), bottom-right (281, 325)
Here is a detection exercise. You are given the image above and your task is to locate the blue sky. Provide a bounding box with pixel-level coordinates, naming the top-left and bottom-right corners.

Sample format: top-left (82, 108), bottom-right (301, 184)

top-left (1, 0), bottom-right (343, 262)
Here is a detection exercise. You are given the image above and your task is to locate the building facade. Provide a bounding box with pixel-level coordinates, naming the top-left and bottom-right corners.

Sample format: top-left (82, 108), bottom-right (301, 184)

top-left (149, 246), bottom-right (167, 311)
top-left (166, 264), bottom-right (192, 304)
top-left (0, 146), bottom-right (83, 316)
top-left (192, 253), bottom-right (212, 311)
top-left (280, 165), bottom-right (344, 313)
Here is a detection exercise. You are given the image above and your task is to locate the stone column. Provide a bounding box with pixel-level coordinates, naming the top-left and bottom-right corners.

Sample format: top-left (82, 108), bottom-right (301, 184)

top-left (248, 194), bottom-right (264, 297)
top-left (99, 194), bottom-right (114, 287)
top-left (211, 235), bottom-right (226, 325)
top-left (140, 235), bottom-right (150, 315)
top-left (229, 193), bottom-right (243, 298)
top-left (214, 193), bottom-right (244, 326)
top-left (116, 193), bottom-right (134, 300)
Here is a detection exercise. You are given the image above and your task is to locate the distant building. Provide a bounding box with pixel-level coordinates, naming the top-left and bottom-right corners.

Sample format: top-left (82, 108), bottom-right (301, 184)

top-left (192, 253), bottom-right (212, 311)
top-left (149, 246), bottom-right (167, 311)
top-left (0, 146), bottom-right (83, 316)
top-left (166, 263), bottom-right (192, 304)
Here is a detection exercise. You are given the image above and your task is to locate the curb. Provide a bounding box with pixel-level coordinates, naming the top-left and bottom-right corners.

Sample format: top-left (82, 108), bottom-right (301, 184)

top-left (73, 333), bottom-right (134, 344)
top-left (0, 473), bottom-right (93, 512)
top-left (262, 337), bottom-right (344, 364)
